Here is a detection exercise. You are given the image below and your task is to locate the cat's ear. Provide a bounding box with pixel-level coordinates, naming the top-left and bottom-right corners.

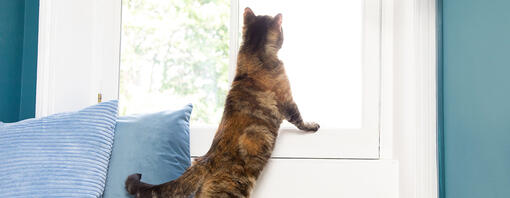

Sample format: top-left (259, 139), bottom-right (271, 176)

top-left (274, 13), bottom-right (282, 31)
top-left (244, 7), bottom-right (255, 24)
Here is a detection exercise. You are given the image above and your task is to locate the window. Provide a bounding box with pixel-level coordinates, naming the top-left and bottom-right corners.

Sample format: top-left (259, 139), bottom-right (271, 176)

top-left (238, 0), bottom-right (380, 131)
top-left (119, 0), bottom-right (382, 159)
top-left (38, 0), bottom-right (384, 159)
top-left (119, 0), bottom-right (231, 126)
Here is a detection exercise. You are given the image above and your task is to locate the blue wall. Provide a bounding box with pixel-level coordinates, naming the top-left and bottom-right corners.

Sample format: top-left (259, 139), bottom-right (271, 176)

top-left (442, 0), bottom-right (510, 197)
top-left (0, 0), bottom-right (38, 122)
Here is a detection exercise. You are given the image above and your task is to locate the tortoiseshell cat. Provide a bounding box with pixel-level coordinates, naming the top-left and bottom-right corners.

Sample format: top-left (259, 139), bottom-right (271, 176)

top-left (125, 7), bottom-right (319, 198)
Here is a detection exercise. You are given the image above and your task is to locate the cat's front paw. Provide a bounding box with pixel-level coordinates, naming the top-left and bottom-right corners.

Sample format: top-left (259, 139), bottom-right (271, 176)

top-left (299, 122), bottom-right (320, 132)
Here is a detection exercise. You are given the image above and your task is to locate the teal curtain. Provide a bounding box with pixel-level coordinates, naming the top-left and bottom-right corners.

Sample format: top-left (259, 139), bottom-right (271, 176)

top-left (0, 0), bottom-right (39, 122)
top-left (440, 0), bottom-right (510, 197)
top-left (437, 0), bottom-right (445, 197)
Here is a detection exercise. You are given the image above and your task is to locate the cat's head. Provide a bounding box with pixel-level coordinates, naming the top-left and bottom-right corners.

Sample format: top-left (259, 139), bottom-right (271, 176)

top-left (241, 7), bottom-right (283, 54)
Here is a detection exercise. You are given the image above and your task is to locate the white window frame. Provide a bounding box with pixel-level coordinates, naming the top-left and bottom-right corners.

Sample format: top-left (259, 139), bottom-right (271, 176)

top-left (191, 0), bottom-right (388, 159)
top-left (36, 0), bottom-right (390, 159)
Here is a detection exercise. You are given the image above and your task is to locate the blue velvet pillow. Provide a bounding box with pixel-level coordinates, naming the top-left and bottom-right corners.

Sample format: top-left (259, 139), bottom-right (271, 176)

top-left (0, 100), bottom-right (118, 198)
top-left (103, 104), bottom-right (192, 198)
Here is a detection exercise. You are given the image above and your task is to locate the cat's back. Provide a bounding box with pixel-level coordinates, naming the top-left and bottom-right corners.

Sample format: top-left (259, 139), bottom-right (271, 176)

top-left (222, 80), bottom-right (282, 131)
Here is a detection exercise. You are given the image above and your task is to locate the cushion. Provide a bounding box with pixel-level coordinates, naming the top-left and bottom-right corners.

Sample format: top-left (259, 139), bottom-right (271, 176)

top-left (102, 104), bottom-right (192, 198)
top-left (0, 100), bottom-right (118, 198)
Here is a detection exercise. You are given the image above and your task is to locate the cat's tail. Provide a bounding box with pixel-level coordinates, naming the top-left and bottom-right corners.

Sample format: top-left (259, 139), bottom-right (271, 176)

top-left (125, 173), bottom-right (154, 196)
top-left (125, 165), bottom-right (205, 197)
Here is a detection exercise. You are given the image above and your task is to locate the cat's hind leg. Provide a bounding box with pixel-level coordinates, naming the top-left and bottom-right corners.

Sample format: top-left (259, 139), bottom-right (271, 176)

top-left (196, 175), bottom-right (253, 198)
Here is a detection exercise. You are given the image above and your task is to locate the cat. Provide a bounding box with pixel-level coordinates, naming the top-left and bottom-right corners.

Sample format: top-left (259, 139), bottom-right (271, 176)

top-left (125, 7), bottom-right (319, 198)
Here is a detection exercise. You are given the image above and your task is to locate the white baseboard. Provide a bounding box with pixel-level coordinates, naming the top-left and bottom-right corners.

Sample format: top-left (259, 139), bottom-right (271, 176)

top-left (252, 159), bottom-right (399, 198)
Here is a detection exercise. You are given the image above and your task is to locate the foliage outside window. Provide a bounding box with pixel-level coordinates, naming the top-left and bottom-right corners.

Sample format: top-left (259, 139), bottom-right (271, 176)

top-left (120, 0), bottom-right (230, 125)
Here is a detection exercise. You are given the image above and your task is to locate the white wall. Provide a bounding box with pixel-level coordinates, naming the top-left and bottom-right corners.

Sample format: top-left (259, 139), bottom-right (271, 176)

top-left (392, 0), bottom-right (438, 197)
top-left (252, 159), bottom-right (398, 198)
top-left (36, 0), bottom-right (121, 117)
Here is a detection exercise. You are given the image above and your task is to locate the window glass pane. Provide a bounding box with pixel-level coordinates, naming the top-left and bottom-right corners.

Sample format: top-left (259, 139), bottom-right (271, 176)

top-left (120, 0), bottom-right (365, 129)
top-left (119, 0), bottom-right (230, 126)
top-left (240, 0), bottom-right (363, 129)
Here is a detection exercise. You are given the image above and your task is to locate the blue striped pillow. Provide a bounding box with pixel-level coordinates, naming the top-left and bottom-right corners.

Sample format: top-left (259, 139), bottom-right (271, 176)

top-left (0, 100), bottom-right (118, 198)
